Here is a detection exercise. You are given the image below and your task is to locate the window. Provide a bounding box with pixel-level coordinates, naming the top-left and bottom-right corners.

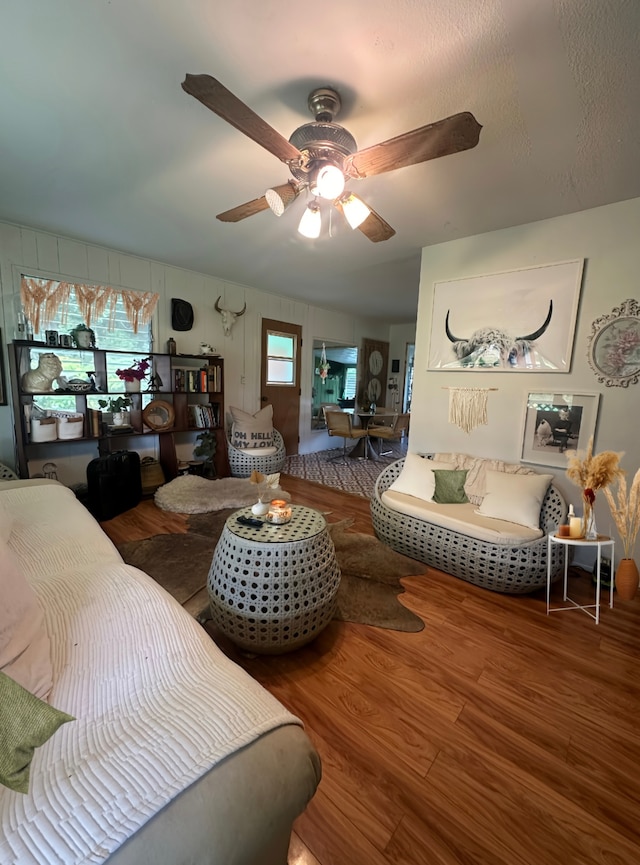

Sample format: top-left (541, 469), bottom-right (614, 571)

top-left (20, 276), bottom-right (155, 411)
top-left (343, 366), bottom-right (357, 399)
top-left (266, 330), bottom-right (296, 386)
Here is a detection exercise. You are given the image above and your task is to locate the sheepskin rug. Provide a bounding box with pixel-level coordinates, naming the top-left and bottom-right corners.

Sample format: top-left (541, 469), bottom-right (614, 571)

top-left (154, 475), bottom-right (258, 514)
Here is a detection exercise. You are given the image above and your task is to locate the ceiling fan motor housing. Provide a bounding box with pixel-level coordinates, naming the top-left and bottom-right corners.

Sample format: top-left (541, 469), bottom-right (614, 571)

top-left (288, 122), bottom-right (357, 184)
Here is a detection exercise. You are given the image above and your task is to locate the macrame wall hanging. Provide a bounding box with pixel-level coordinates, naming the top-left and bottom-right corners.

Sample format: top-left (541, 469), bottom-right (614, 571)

top-left (446, 387), bottom-right (497, 434)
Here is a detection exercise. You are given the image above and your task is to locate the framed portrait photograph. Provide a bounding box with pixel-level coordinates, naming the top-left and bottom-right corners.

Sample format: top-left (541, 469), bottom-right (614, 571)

top-left (520, 391), bottom-right (600, 468)
top-left (428, 259), bottom-right (584, 372)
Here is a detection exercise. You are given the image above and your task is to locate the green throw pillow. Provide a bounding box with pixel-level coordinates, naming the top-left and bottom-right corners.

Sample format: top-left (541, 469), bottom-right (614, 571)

top-left (432, 469), bottom-right (469, 504)
top-left (0, 671), bottom-right (74, 794)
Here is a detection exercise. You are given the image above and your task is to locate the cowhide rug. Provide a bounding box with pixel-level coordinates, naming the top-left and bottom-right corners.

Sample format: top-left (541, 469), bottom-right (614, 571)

top-left (118, 510), bottom-right (426, 632)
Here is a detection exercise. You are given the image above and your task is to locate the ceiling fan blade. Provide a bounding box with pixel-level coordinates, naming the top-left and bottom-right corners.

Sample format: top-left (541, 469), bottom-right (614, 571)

top-left (357, 208), bottom-right (396, 243)
top-left (182, 74), bottom-right (303, 164)
top-left (343, 111), bottom-right (482, 178)
top-left (216, 195), bottom-right (270, 223)
top-left (334, 196), bottom-right (396, 243)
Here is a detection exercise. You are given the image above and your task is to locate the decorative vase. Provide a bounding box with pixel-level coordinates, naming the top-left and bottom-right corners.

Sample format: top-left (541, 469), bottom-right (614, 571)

top-left (615, 558), bottom-right (639, 601)
top-left (124, 379), bottom-right (141, 393)
top-left (112, 412), bottom-right (125, 426)
top-left (75, 331), bottom-right (93, 349)
top-left (584, 508), bottom-right (598, 540)
top-left (251, 500), bottom-right (270, 517)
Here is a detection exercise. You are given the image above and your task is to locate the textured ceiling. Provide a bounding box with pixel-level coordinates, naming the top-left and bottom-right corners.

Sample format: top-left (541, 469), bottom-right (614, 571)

top-left (1, 0), bottom-right (639, 323)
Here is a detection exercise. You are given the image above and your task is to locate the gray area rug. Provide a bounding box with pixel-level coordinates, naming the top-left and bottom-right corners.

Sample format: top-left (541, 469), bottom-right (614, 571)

top-left (118, 510), bottom-right (426, 632)
top-left (283, 440), bottom-right (407, 499)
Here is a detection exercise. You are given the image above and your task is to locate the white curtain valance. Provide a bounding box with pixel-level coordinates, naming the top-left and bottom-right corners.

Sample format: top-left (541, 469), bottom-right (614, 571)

top-left (21, 277), bottom-right (159, 334)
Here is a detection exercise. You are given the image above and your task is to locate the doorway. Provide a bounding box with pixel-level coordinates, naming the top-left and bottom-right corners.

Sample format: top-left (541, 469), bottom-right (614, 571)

top-left (261, 318), bottom-right (302, 455)
top-left (404, 343), bottom-right (415, 412)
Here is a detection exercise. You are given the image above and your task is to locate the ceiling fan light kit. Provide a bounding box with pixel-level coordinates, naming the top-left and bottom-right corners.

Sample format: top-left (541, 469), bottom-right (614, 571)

top-left (182, 74), bottom-right (481, 243)
top-left (298, 202), bottom-right (322, 239)
top-left (338, 192), bottom-right (371, 230)
top-left (310, 163), bottom-right (345, 200)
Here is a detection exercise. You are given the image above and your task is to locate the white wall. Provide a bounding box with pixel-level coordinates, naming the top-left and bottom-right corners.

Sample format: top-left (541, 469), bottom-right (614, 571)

top-left (0, 220), bottom-right (394, 478)
top-left (411, 197), bottom-right (640, 560)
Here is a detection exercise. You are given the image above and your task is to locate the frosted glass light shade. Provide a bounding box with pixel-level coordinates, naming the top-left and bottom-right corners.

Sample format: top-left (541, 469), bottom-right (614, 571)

top-left (311, 164), bottom-right (345, 200)
top-left (340, 193), bottom-right (371, 229)
top-left (298, 203), bottom-right (322, 238)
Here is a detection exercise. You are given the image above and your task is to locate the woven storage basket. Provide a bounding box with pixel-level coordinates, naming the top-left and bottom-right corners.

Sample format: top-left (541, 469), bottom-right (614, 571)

top-left (140, 457), bottom-right (166, 495)
top-left (31, 417), bottom-right (58, 443)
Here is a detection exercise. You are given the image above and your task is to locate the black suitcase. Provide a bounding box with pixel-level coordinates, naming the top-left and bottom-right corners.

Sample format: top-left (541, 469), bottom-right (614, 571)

top-left (86, 450), bottom-right (142, 521)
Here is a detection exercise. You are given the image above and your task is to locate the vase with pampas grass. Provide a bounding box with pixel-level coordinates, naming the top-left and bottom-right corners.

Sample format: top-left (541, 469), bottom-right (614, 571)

top-left (603, 468), bottom-right (640, 601)
top-left (565, 437), bottom-right (623, 540)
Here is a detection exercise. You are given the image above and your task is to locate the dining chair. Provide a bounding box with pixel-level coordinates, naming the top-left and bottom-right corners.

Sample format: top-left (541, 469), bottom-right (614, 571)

top-left (325, 411), bottom-right (368, 463)
top-left (368, 412), bottom-right (410, 456)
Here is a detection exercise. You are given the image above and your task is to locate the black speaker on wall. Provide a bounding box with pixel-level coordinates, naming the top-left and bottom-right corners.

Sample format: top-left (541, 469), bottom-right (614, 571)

top-left (391, 359), bottom-right (400, 373)
top-left (171, 298), bottom-right (194, 331)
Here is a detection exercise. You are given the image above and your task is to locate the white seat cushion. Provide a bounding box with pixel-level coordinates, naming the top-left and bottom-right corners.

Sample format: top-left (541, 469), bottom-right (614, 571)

top-left (381, 490), bottom-right (543, 544)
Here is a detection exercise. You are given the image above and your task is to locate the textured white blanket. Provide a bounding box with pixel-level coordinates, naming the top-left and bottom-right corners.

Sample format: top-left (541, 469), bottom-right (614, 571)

top-left (0, 483), bottom-right (300, 864)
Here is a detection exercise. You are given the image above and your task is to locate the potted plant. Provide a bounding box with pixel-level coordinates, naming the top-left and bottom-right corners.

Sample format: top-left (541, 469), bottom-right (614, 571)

top-left (98, 395), bottom-right (132, 426)
top-left (115, 357), bottom-right (151, 392)
top-left (69, 323), bottom-right (96, 349)
top-left (193, 430), bottom-right (217, 479)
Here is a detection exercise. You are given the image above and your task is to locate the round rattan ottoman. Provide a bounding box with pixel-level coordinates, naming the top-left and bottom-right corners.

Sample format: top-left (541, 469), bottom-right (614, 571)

top-left (207, 505), bottom-right (341, 654)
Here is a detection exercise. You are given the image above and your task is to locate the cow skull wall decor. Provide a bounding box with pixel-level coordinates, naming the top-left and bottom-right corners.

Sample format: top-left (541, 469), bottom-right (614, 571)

top-left (215, 296), bottom-right (247, 336)
top-left (445, 300), bottom-right (553, 367)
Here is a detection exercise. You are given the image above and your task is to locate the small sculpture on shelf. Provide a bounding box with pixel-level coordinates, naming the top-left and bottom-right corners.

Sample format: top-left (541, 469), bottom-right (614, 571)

top-left (146, 372), bottom-right (163, 392)
top-left (69, 323), bottom-right (96, 349)
top-left (21, 352), bottom-right (63, 393)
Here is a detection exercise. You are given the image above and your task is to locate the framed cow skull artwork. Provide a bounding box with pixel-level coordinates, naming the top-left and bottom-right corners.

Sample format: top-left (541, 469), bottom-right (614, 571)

top-left (427, 259), bottom-right (584, 373)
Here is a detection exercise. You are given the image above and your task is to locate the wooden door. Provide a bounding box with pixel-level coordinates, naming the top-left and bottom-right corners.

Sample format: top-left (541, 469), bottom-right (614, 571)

top-left (261, 318), bottom-right (302, 456)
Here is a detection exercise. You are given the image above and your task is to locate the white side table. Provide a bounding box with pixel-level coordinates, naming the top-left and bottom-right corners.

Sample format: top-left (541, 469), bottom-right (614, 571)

top-left (546, 534), bottom-right (615, 624)
top-left (208, 505), bottom-right (341, 653)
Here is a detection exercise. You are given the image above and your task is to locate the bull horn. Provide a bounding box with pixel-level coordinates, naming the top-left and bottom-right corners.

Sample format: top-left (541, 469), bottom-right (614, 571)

top-left (214, 296), bottom-right (223, 314)
top-left (445, 310), bottom-right (462, 343)
top-left (517, 300), bottom-right (553, 342)
top-left (235, 302), bottom-right (247, 317)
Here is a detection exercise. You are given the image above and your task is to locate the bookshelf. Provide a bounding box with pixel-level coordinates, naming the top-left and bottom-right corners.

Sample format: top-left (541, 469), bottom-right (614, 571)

top-left (9, 343), bottom-right (228, 481)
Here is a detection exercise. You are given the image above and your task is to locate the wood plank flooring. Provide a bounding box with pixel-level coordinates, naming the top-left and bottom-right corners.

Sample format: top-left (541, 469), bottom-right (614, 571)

top-left (101, 474), bottom-right (640, 865)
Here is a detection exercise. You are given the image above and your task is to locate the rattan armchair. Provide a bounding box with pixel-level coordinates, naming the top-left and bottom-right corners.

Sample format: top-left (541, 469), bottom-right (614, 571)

top-left (325, 411), bottom-right (368, 463)
top-left (227, 428), bottom-right (286, 478)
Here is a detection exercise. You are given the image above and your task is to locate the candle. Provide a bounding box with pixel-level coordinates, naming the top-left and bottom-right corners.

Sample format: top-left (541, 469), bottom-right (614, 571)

top-left (557, 524), bottom-right (571, 537)
top-left (267, 499), bottom-right (292, 524)
top-left (569, 517), bottom-right (582, 538)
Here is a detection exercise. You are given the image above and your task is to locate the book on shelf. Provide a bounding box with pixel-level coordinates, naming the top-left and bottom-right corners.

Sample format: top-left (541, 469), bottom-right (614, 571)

top-left (89, 408), bottom-right (102, 437)
top-left (187, 402), bottom-right (220, 428)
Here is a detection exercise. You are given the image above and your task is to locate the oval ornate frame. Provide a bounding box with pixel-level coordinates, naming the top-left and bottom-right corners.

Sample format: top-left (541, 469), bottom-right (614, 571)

top-left (586, 298), bottom-right (640, 388)
top-left (142, 399), bottom-right (175, 431)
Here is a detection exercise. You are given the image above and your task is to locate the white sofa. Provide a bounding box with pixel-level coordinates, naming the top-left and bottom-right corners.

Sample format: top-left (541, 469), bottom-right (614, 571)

top-left (0, 479), bottom-right (320, 865)
top-left (371, 453), bottom-right (567, 593)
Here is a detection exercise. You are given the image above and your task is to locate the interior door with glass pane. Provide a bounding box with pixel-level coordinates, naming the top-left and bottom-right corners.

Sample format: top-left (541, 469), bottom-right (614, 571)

top-left (261, 318), bottom-right (302, 455)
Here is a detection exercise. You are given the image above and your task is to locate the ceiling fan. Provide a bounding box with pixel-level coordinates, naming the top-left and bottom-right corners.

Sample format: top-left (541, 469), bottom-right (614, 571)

top-left (181, 74), bottom-right (482, 242)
